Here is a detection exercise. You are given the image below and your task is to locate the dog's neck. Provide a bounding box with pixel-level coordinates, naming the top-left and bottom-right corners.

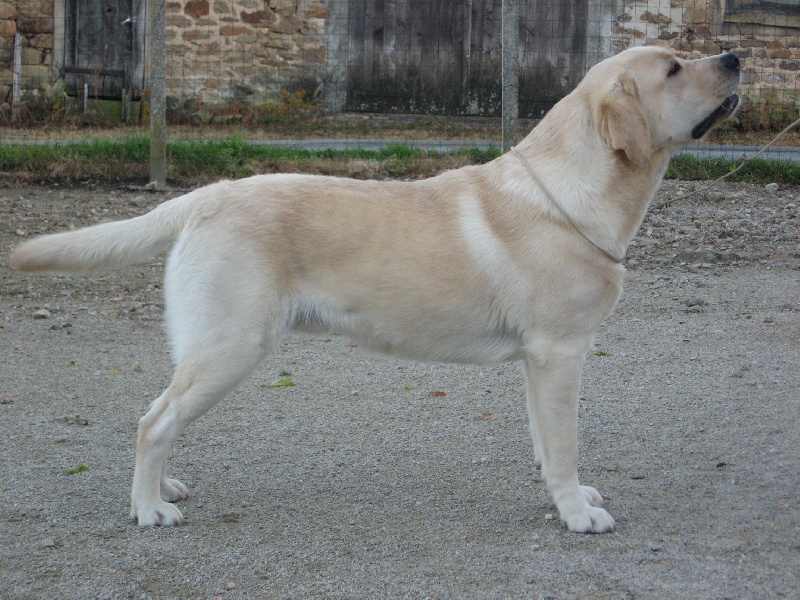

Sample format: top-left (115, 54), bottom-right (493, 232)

top-left (510, 147), bottom-right (624, 263)
top-left (508, 109), bottom-right (672, 263)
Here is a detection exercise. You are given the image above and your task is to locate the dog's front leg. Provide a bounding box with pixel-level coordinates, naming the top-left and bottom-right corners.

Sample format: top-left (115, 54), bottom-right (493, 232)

top-left (522, 349), bottom-right (614, 533)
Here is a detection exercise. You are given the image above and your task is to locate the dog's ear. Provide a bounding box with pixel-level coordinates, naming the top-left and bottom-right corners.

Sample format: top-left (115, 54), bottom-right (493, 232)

top-left (595, 74), bottom-right (652, 165)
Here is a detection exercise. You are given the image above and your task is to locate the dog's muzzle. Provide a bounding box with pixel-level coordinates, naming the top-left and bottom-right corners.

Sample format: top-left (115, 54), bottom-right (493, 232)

top-left (691, 93), bottom-right (740, 140)
top-left (691, 53), bottom-right (741, 140)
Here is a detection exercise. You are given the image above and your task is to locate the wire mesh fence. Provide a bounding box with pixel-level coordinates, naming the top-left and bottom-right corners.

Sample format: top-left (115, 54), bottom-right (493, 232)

top-left (1, 1), bottom-right (798, 161)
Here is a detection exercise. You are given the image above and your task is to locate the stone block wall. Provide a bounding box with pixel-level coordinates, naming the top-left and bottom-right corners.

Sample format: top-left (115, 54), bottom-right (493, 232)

top-left (0, 0), bottom-right (330, 111)
top-left (2, 0), bottom-right (799, 115)
top-left (0, 0), bottom-right (55, 110)
top-left (613, 0), bottom-right (800, 102)
top-left (165, 0), bottom-right (330, 104)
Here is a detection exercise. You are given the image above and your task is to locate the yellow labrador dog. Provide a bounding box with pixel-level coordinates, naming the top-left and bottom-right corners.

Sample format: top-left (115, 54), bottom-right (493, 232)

top-left (10, 46), bottom-right (740, 533)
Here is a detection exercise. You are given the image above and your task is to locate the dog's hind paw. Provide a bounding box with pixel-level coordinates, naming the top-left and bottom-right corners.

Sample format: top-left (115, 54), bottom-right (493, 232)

top-left (161, 477), bottom-right (189, 502)
top-left (580, 485), bottom-right (604, 507)
top-left (562, 506), bottom-right (615, 534)
top-left (131, 501), bottom-right (184, 527)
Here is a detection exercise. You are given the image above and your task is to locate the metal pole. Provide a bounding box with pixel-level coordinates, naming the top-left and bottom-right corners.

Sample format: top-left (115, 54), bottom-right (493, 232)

top-left (149, 0), bottom-right (166, 190)
top-left (501, 0), bottom-right (519, 153)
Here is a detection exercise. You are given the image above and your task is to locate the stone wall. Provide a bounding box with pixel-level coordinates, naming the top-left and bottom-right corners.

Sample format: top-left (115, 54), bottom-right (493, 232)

top-left (165, 0), bottom-right (330, 104)
top-left (0, 0), bottom-right (330, 112)
top-left (2, 0), bottom-right (799, 115)
top-left (613, 0), bottom-right (800, 102)
top-left (0, 0), bottom-right (55, 110)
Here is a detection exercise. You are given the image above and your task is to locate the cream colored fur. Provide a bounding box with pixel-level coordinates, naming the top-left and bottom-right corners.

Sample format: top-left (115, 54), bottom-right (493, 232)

top-left (10, 47), bottom-right (740, 533)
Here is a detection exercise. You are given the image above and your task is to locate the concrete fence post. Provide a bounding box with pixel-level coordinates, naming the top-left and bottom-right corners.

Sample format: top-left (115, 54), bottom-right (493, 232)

top-left (12, 33), bottom-right (21, 124)
top-left (501, 0), bottom-right (520, 153)
top-left (149, 0), bottom-right (167, 190)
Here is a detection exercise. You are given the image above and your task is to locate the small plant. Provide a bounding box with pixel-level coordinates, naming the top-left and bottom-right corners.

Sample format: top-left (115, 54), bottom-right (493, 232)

top-left (165, 87), bottom-right (321, 128)
top-left (255, 88), bottom-right (320, 127)
top-left (66, 464), bottom-right (89, 475)
top-left (722, 91), bottom-right (799, 134)
top-left (49, 82), bottom-right (69, 121)
top-left (1, 83), bottom-right (71, 126)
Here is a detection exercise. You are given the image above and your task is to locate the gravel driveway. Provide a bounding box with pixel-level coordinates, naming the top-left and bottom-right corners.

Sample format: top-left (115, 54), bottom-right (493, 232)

top-left (0, 181), bottom-right (798, 599)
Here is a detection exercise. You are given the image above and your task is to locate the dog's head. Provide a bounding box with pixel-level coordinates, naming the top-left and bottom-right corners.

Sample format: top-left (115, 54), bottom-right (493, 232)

top-left (585, 46), bottom-right (740, 165)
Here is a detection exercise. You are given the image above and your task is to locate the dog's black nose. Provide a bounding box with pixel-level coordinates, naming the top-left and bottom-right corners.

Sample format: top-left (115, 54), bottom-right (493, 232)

top-left (720, 53), bottom-right (740, 72)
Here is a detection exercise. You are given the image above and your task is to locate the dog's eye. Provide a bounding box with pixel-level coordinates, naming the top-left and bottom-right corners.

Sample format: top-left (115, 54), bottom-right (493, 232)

top-left (667, 62), bottom-right (682, 77)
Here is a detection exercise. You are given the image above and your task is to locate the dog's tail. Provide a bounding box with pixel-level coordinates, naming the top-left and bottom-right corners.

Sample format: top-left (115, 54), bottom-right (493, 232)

top-left (9, 192), bottom-right (196, 274)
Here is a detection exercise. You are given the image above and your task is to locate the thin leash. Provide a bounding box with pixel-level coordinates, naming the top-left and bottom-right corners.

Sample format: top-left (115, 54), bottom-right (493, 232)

top-left (653, 115), bottom-right (800, 210)
top-left (510, 146), bottom-right (625, 264)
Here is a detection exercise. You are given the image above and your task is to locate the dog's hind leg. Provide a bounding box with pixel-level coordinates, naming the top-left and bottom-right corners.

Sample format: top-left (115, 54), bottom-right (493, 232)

top-left (130, 239), bottom-right (284, 526)
top-left (129, 333), bottom-right (272, 526)
top-left (521, 367), bottom-right (544, 470)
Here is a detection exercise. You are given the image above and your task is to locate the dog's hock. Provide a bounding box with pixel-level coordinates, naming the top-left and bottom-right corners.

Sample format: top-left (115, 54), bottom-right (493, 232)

top-left (596, 74), bottom-right (652, 166)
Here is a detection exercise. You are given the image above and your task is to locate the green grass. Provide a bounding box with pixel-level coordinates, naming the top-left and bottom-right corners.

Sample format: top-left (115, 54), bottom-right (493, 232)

top-left (0, 136), bottom-right (796, 184)
top-left (0, 136), bottom-right (504, 183)
top-left (66, 464), bottom-right (89, 475)
top-left (165, 138), bottom-right (495, 164)
top-left (0, 136), bottom-right (149, 171)
top-left (666, 154), bottom-right (800, 184)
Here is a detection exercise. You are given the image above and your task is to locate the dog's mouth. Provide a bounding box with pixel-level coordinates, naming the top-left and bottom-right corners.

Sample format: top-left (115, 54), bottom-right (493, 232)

top-left (691, 93), bottom-right (740, 139)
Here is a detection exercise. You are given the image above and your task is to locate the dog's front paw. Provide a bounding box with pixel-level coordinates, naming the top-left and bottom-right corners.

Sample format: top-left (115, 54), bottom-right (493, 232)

top-left (131, 500), bottom-right (184, 527)
top-left (161, 477), bottom-right (189, 502)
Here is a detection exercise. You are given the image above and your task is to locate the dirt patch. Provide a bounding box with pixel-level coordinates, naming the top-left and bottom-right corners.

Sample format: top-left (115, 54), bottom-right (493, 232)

top-left (0, 181), bottom-right (798, 598)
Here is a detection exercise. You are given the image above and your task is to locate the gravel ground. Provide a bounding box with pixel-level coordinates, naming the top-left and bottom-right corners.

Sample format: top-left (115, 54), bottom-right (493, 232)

top-left (0, 181), bottom-right (798, 599)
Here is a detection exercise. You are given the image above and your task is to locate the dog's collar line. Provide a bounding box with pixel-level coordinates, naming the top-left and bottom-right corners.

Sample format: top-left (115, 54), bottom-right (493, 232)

top-left (511, 147), bottom-right (625, 264)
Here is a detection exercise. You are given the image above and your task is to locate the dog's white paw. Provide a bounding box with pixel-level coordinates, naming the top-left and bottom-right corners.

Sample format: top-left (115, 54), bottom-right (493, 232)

top-left (161, 477), bottom-right (189, 502)
top-left (580, 485), bottom-right (604, 507)
top-left (554, 485), bottom-right (614, 533)
top-left (561, 505), bottom-right (615, 534)
top-left (131, 501), bottom-right (184, 527)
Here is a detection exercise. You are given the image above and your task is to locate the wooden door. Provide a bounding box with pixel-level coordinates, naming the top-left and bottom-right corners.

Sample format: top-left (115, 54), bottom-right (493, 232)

top-left (345, 0), bottom-right (594, 117)
top-left (346, 0), bottom-right (474, 114)
top-left (64, 0), bottom-right (145, 99)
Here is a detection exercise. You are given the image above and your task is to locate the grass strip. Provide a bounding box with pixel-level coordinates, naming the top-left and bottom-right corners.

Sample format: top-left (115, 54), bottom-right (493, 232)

top-left (164, 138), bottom-right (500, 165)
top-left (666, 154), bottom-right (800, 184)
top-left (1, 136), bottom-right (797, 185)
